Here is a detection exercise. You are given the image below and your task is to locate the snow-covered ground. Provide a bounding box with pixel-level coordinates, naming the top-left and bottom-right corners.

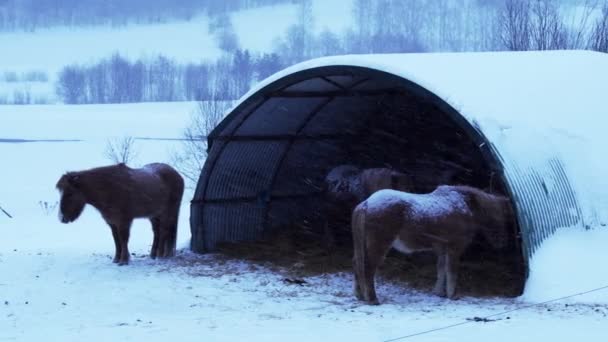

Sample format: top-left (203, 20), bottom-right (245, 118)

top-left (1, 103), bottom-right (607, 341)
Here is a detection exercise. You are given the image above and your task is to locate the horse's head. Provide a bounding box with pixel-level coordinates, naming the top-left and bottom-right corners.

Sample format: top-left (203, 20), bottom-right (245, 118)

top-left (325, 165), bottom-right (363, 199)
top-left (468, 188), bottom-right (513, 250)
top-left (56, 172), bottom-right (86, 223)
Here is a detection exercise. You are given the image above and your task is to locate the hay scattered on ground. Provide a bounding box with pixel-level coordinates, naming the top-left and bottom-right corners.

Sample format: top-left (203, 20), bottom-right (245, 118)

top-left (212, 229), bottom-right (525, 298)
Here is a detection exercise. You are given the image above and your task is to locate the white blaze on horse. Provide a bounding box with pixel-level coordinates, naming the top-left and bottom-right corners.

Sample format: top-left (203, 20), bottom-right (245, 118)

top-left (351, 185), bottom-right (512, 304)
top-left (56, 162), bottom-right (184, 265)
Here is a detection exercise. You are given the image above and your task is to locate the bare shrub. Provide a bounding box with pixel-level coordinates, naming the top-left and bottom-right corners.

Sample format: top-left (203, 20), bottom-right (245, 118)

top-left (104, 136), bottom-right (138, 164)
top-left (529, 0), bottom-right (568, 50)
top-left (38, 201), bottom-right (58, 216)
top-left (172, 100), bottom-right (232, 188)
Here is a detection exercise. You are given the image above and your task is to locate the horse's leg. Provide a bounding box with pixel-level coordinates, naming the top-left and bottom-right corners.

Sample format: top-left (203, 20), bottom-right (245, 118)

top-left (149, 216), bottom-right (161, 259)
top-left (445, 250), bottom-right (462, 299)
top-left (158, 201), bottom-right (180, 259)
top-left (110, 224), bottom-right (121, 263)
top-left (433, 246), bottom-right (448, 297)
top-left (156, 216), bottom-right (171, 258)
top-left (166, 205), bottom-right (180, 258)
top-left (117, 219), bottom-right (133, 266)
top-left (352, 255), bottom-right (363, 300)
top-left (363, 233), bottom-right (394, 305)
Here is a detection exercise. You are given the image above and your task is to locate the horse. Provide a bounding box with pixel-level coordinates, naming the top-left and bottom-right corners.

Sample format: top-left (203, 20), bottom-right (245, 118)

top-left (56, 162), bottom-right (184, 265)
top-left (322, 165), bottom-right (413, 247)
top-left (351, 185), bottom-right (512, 304)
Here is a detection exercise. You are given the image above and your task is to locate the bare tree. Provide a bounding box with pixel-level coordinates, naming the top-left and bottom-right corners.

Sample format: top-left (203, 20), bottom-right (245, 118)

top-left (497, 0), bottom-right (582, 51)
top-left (104, 136), bottom-right (138, 164)
top-left (351, 0), bottom-right (374, 53)
top-left (529, 0), bottom-right (568, 50)
top-left (315, 29), bottom-right (344, 56)
top-left (589, 2), bottom-right (608, 52)
top-left (172, 100), bottom-right (232, 187)
top-left (498, 0), bottom-right (532, 51)
top-left (565, 0), bottom-right (599, 50)
top-left (298, 0), bottom-right (315, 58)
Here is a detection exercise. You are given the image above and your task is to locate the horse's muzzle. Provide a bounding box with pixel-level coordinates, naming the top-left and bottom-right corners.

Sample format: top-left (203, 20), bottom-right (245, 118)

top-left (59, 213), bottom-right (70, 224)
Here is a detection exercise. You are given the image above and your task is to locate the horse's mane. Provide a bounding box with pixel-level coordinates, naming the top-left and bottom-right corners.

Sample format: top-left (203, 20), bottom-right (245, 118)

top-left (451, 185), bottom-right (511, 248)
top-left (57, 163), bottom-right (131, 194)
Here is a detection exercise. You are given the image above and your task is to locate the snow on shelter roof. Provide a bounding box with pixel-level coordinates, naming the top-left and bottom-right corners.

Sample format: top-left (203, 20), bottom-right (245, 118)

top-left (215, 50), bottom-right (608, 260)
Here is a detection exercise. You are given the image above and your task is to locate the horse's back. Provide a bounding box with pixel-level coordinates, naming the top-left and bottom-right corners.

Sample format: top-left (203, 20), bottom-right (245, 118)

top-left (361, 168), bottom-right (412, 195)
top-left (142, 163), bottom-right (183, 184)
top-left (138, 163), bottom-right (184, 198)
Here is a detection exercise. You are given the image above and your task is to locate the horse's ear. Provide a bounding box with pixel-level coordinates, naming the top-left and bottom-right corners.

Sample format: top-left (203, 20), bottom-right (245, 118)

top-left (68, 174), bottom-right (81, 187)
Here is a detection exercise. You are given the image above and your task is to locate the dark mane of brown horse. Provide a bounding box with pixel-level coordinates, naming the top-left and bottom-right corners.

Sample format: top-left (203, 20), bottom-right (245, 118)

top-left (56, 162), bottom-right (184, 265)
top-left (352, 185), bottom-right (513, 303)
top-left (451, 185), bottom-right (512, 249)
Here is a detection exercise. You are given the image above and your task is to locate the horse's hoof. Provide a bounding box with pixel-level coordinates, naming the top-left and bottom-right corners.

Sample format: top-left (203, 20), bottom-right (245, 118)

top-left (117, 260), bottom-right (129, 266)
top-left (433, 289), bottom-right (447, 298)
top-left (368, 299), bottom-right (380, 306)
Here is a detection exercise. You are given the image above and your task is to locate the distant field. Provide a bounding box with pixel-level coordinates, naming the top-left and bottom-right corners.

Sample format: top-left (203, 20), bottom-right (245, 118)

top-left (0, 0), bottom-right (353, 104)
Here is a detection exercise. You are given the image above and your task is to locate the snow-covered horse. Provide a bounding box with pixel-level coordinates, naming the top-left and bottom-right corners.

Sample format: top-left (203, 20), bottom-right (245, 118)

top-left (351, 185), bottom-right (512, 304)
top-left (323, 165), bottom-right (413, 246)
top-left (56, 163), bottom-right (184, 265)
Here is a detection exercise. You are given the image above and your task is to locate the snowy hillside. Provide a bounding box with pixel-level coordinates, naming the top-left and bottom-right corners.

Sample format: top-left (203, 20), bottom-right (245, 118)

top-left (0, 0), bottom-right (353, 104)
top-left (1, 104), bottom-right (608, 341)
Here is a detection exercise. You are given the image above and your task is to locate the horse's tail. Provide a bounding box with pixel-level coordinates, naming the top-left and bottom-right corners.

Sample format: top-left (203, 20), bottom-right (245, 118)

top-left (352, 202), bottom-right (374, 303)
top-left (167, 172), bottom-right (185, 256)
top-left (159, 165), bottom-right (184, 257)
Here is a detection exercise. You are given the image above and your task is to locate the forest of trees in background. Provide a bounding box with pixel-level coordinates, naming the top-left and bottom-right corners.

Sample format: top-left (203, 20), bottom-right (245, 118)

top-left (48, 0), bottom-right (608, 104)
top-left (56, 0), bottom-right (608, 104)
top-left (56, 51), bottom-right (283, 104)
top-left (0, 0), bottom-right (293, 31)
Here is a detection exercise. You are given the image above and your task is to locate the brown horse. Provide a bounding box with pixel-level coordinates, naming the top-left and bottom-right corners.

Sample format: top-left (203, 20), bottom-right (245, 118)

top-left (352, 185), bottom-right (512, 304)
top-left (56, 162), bottom-right (184, 265)
top-left (323, 165), bottom-right (413, 247)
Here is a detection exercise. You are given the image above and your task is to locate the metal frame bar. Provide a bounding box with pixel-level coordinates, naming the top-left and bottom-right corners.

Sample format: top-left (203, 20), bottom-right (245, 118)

top-left (269, 88), bottom-right (403, 98)
top-left (210, 133), bottom-right (357, 142)
top-left (191, 191), bottom-right (324, 205)
top-left (194, 96), bottom-right (271, 251)
top-left (260, 96), bottom-right (336, 229)
top-left (320, 76), bottom-right (347, 90)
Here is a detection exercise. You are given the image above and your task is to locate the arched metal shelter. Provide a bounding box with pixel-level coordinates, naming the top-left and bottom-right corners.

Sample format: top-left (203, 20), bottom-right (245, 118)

top-left (190, 50), bottom-right (608, 274)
